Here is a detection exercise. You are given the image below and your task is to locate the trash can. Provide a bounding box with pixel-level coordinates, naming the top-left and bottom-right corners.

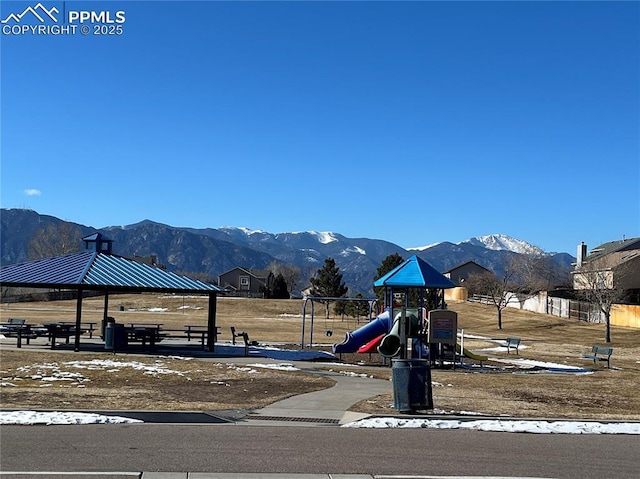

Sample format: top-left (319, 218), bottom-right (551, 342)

top-left (102, 316), bottom-right (116, 339)
top-left (105, 322), bottom-right (127, 351)
top-left (105, 321), bottom-right (116, 350)
top-left (391, 358), bottom-right (433, 413)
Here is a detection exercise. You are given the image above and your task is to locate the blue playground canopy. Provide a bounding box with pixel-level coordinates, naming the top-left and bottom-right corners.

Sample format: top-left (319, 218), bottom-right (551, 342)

top-left (373, 255), bottom-right (456, 289)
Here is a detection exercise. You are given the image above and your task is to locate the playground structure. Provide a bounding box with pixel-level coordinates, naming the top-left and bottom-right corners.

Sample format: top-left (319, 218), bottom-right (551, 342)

top-left (332, 255), bottom-right (464, 412)
top-left (333, 255), bottom-right (463, 362)
top-left (332, 306), bottom-right (487, 364)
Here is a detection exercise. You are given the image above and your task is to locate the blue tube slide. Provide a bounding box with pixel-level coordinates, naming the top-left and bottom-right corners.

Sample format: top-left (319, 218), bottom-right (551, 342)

top-left (332, 310), bottom-right (391, 354)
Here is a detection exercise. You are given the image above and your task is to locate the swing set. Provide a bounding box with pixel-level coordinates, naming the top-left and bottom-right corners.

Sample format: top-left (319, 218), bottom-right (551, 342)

top-left (300, 295), bottom-right (378, 349)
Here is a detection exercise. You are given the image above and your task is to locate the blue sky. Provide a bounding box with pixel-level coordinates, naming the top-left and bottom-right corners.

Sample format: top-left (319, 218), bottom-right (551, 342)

top-left (1, 0), bottom-right (638, 254)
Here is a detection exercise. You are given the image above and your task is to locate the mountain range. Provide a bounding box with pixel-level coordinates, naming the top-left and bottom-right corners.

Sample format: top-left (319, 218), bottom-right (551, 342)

top-left (0, 208), bottom-right (575, 295)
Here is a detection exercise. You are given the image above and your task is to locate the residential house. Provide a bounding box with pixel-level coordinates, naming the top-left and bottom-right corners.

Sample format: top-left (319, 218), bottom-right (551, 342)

top-left (572, 237), bottom-right (640, 303)
top-left (217, 267), bottom-right (275, 298)
top-left (443, 260), bottom-right (492, 286)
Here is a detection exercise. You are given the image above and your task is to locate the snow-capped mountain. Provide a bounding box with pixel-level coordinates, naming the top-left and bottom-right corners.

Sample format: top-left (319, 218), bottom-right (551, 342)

top-left (1, 209), bottom-right (574, 295)
top-left (410, 234), bottom-right (544, 255)
top-left (460, 234), bottom-right (545, 255)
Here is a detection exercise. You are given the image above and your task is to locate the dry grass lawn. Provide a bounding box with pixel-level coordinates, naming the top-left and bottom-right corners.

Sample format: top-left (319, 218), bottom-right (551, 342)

top-left (1, 294), bottom-right (639, 420)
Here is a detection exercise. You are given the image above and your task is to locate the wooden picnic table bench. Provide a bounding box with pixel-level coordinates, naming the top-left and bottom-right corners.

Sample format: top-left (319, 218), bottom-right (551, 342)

top-left (583, 345), bottom-right (613, 368)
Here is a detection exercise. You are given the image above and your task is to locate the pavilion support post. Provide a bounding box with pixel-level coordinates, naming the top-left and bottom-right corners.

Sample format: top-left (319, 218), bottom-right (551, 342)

top-left (103, 291), bottom-right (110, 323)
top-left (207, 293), bottom-right (217, 352)
top-left (74, 289), bottom-right (83, 352)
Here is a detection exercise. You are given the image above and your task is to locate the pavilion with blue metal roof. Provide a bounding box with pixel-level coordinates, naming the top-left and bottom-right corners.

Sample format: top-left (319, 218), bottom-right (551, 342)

top-left (0, 233), bottom-right (223, 352)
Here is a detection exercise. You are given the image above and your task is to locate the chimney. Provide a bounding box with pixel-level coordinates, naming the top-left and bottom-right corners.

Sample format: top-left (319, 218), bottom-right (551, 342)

top-left (576, 242), bottom-right (587, 267)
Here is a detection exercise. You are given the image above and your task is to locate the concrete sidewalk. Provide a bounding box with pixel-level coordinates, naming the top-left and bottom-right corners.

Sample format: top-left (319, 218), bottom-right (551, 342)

top-left (245, 367), bottom-right (391, 425)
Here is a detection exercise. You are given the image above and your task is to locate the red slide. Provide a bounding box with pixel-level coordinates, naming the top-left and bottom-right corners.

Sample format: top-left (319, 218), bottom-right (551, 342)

top-left (357, 333), bottom-right (385, 353)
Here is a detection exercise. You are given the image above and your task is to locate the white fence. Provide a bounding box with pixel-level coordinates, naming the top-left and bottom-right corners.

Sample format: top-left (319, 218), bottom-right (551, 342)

top-left (468, 292), bottom-right (605, 323)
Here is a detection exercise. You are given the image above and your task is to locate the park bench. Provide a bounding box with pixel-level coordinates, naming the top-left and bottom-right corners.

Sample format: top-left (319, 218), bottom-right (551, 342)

top-left (583, 345), bottom-right (613, 368)
top-left (231, 326), bottom-right (257, 357)
top-left (505, 337), bottom-right (521, 355)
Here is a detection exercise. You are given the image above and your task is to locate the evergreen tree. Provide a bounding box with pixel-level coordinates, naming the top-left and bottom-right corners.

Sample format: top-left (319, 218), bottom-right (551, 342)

top-left (345, 293), bottom-right (370, 321)
top-left (271, 273), bottom-right (290, 299)
top-left (374, 253), bottom-right (404, 306)
top-left (334, 300), bottom-right (348, 319)
top-left (309, 258), bottom-right (348, 318)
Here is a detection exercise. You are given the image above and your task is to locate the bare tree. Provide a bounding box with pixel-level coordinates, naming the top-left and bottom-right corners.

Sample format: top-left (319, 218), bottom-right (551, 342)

top-left (266, 260), bottom-right (301, 294)
top-left (465, 254), bottom-right (553, 330)
top-left (574, 255), bottom-right (632, 343)
top-left (465, 269), bottom-right (517, 330)
top-left (28, 223), bottom-right (83, 260)
top-left (514, 253), bottom-right (561, 292)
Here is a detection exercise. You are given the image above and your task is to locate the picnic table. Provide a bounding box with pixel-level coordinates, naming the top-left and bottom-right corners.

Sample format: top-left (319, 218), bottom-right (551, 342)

top-left (42, 323), bottom-right (87, 349)
top-left (127, 322), bottom-right (163, 330)
top-left (124, 325), bottom-right (166, 350)
top-left (1, 319), bottom-right (28, 339)
top-left (1, 320), bottom-right (47, 348)
top-left (58, 321), bottom-right (97, 338)
top-left (184, 324), bottom-right (220, 347)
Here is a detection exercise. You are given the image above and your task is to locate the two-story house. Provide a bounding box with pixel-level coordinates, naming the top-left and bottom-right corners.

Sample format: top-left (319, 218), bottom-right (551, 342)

top-left (572, 237), bottom-right (640, 303)
top-left (217, 267), bottom-right (275, 298)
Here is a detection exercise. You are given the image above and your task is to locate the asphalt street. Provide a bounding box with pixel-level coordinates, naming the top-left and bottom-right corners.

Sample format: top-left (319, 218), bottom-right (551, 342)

top-left (2, 423), bottom-right (639, 478)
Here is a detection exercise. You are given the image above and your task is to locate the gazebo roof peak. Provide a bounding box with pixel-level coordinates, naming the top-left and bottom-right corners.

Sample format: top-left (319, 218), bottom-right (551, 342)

top-left (373, 254), bottom-right (456, 289)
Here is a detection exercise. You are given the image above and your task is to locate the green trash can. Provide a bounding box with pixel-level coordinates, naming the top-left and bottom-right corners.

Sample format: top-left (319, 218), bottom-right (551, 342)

top-left (105, 322), bottom-right (127, 351)
top-left (391, 359), bottom-right (433, 413)
top-left (105, 321), bottom-right (116, 350)
top-left (102, 316), bottom-right (116, 339)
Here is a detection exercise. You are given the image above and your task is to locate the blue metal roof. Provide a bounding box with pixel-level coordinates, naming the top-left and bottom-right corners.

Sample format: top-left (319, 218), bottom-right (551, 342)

top-left (373, 255), bottom-right (456, 289)
top-left (1, 252), bottom-right (222, 293)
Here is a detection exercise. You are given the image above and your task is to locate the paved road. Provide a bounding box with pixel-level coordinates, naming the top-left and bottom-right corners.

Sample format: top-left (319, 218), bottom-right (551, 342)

top-left (1, 423), bottom-right (639, 478)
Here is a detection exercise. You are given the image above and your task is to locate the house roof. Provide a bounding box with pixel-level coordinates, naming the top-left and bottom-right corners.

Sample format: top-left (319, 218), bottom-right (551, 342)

top-left (0, 251), bottom-right (222, 294)
top-left (373, 255), bottom-right (456, 289)
top-left (588, 237), bottom-right (640, 260)
top-left (218, 266), bottom-right (253, 277)
top-left (442, 260), bottom-right (490, 274)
